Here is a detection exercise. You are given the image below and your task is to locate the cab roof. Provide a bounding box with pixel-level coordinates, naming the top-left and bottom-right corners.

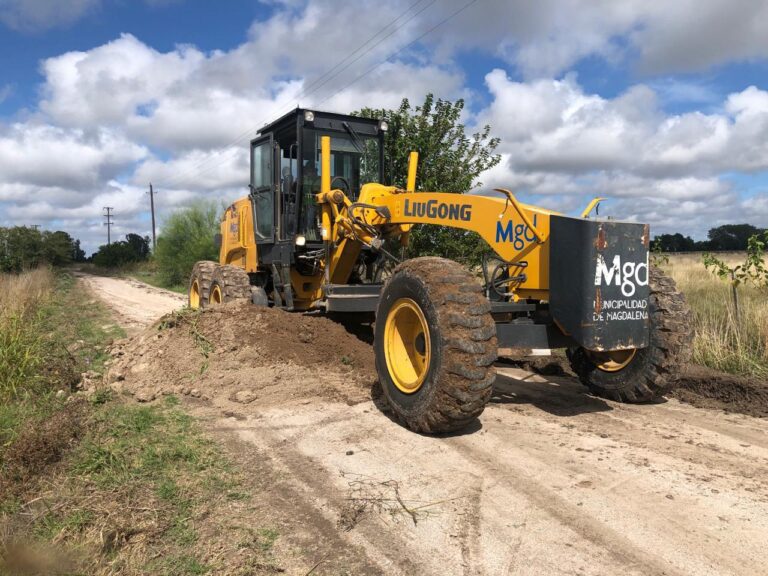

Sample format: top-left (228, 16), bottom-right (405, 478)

top-left (257, 108), bottom-right (381, 136)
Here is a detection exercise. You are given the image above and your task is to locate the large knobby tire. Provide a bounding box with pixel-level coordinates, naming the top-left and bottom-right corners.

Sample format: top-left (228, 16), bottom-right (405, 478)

top-left (567, 266), bottom-right (693, 402)
top-left (374, 257), bottom-right (497, 433)
top-left (209, 264), bottom-right (251, 306)
top-left (188, 261), bottom-right (218, 309)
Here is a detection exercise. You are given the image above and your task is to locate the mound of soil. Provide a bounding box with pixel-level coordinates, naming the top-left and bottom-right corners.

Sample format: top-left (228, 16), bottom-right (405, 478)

top-left (107, 302), bottom-right (378, 409)
top-left (670, 365), bottom-right (768, 418)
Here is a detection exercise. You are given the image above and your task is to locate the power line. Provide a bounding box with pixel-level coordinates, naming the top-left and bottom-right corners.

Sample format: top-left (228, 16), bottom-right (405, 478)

top-left (103, 207), bottom-right (114, 246)
top-left (182, 0), bottom-right (478, 187)
top-left (315, 0), bottom-right (480, 109)
top-left (157, 0), bottom-right (440, 190)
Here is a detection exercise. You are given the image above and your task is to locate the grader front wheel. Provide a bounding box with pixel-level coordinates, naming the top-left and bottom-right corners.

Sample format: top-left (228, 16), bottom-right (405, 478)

top-left (209, 265), bottom-right (251, 306)
top-left (567, 266), bottom-right (693, 402)
top-left (374, 257), bottom-right (497, 434)
top-left (188, 261), bottom-right (218, 309)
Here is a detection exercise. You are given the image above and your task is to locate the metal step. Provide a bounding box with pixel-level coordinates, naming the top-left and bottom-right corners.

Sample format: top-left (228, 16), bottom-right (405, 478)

top-left (324, 284), bottom-right (382, 312)
top-left (324, 283), bottom-right (382, 296)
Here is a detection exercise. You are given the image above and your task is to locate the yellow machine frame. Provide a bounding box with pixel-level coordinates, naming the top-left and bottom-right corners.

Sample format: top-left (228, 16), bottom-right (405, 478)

top-left (219, 135), bottom-right (604, 311)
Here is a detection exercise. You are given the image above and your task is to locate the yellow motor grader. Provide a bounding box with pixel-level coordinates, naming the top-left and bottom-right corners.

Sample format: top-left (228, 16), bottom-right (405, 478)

top-left (189, 109), bottom-right (692, 433)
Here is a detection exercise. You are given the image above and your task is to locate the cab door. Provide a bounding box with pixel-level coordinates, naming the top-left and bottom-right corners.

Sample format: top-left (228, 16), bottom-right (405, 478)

top-left (250, 135), bottom-right (275, 244)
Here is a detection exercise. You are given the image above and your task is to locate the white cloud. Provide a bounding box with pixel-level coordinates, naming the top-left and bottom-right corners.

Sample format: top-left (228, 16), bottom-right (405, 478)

top-left (481, 70), bottom-right (768, 179)
top-left (0, 0), bottom-right (98, 32)
top-left (0, 123), bottom-right (146, 188)
top-left (4, 0), bottom-right (768, 252)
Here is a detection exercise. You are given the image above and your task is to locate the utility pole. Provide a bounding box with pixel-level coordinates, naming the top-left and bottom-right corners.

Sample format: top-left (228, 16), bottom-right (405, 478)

top-left (103, 207), bottom-right (114, 246)
top-left (148, 183), bottom-right (157, 252)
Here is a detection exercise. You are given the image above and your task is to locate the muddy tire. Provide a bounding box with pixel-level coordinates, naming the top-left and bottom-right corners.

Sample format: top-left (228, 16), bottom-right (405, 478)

top-left (567, 266), bottom-right (693, 402)
top-left (210, 265), bottom-right (251, 306)
top-left (374, 257), bottom-right (497, 433)
top-left (188, 261), bottom-right (219, 309)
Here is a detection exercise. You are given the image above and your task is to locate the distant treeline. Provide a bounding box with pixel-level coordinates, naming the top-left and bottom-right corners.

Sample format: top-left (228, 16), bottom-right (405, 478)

top-left (91, 234), bottom-right (151, 268)
top-left (0, 226), bottom-right (86, 272)
top-left (653, 224), bottom-right (766, 252)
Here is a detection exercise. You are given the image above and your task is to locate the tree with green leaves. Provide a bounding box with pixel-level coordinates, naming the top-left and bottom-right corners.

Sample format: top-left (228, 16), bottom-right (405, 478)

top-left (155, 201), bottom-right (220, 286)
top-left (356, 94), bottom-right (501, 265)
top-left (703, 230), bottom-right (768, 318)
top-left (0, 226), bottom-right (83, 272)
top-left (91, 233), bottom-right (152, 268)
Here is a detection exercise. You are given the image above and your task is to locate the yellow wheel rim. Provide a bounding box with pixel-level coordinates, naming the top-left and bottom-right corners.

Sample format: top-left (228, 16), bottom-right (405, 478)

top-left (587, 349), bottom-right (637, 372)
top-left (384, 298), bottom-right (431, 394)
top-left (189, 279), bottom-right (201, 309)
top-left (210, 284), bottom-right (223, 306)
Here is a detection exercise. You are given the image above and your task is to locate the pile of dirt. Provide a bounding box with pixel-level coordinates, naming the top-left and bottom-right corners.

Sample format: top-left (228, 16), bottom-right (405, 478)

top-left (106, 302), bottom-right (378, 410)
top-left (670, 365), bottom-right (768, 418)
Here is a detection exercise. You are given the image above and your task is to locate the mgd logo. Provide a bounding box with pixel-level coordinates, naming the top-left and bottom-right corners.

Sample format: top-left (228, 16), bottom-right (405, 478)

top-left (594, 254), bottom-right (649, 297)
top-left (495, 214), bottom-right (539, 250)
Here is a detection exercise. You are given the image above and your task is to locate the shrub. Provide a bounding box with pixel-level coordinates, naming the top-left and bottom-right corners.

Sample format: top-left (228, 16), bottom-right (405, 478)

top-left (155, 202), bottom-right (220, 287)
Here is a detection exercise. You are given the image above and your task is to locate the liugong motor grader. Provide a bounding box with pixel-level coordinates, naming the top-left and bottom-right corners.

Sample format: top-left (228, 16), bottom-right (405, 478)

top-left (189, 109), bottom-right (692, 433)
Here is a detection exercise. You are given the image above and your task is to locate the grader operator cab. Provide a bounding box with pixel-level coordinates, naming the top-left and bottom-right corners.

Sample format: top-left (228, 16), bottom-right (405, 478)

top-left (189, 108), bottom-right (692, 433)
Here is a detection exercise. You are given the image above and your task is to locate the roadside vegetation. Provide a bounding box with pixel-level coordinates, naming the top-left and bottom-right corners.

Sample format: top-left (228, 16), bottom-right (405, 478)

top-left (664, 252), bottom-right (768, 378)
top-left (0, 269), bottom-right (269, 575)
top-left (154, 201), bottom-right (220, 288)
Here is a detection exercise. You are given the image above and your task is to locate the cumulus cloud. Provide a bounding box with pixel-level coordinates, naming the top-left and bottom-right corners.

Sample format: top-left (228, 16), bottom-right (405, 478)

top-left (427, 0), bottom-right (768, 77)
top-left (4, 0), bottom-right (768, 252)
top-left (481, 69), bottom-right (768, 179)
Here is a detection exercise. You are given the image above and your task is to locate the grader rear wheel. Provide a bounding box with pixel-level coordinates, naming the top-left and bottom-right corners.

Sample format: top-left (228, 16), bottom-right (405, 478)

top-left (188, 261), bottom-right (218, 309)
top-left (209, 265), bottom-right (251, 306)
top-left (374, 257), bottom-right (497, 434)
top-left (567, 266), bottom-right (692, 402)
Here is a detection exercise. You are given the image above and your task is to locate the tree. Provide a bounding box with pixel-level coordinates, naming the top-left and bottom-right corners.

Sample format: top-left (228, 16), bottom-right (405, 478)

top-left (125, 233), bottom-right (151, 261)
top-left (0, 226), bottom-right (83, 272)
top-left (155, 201), bottom-right (220, 286)
top-left (42, 230), bottom-right (75, 266)
top-left (356, 94), bottom-right (501, 265)
top-left (707, 224), bottom-right (764, 251)
top-left (72, 239), bottom-right (86, 262)
top-left (703, 230), bottom-right (768, 318)
top-left (653, 233), bottom-right (695, 252)
top-left (91, 233), bottom-right (151, 268)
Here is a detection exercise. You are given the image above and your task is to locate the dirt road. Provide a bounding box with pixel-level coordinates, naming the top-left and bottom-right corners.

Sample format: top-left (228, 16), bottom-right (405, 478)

top-left (82, 274), bottom-right (768, 576)
top-left (77, 273), bottom-right (185, 332)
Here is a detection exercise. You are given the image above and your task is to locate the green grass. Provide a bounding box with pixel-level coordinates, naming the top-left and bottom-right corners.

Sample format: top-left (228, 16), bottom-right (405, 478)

top-left (40, 272), bottom-right (126, 374)
top-left (23, 396), bottom-right (234, 574)
top-left (0, 271), bottom-right (125, 451)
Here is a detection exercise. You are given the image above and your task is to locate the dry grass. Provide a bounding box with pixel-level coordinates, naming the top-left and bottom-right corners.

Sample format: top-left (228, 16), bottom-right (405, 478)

top-left (0, 268), bottom-right (54, 320)
top-left (0, 268), bottom-right (56, 400)
top-left (663, 253), bottom-right (768, 378)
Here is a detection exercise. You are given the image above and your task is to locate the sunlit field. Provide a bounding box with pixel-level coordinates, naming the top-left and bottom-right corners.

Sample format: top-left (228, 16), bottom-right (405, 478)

top-left (663, 253), bottom-right (768, 378)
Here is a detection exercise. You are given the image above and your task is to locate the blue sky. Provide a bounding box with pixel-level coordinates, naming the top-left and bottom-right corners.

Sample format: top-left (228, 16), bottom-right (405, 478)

top-left (1, 0), bottom-right (768, 252)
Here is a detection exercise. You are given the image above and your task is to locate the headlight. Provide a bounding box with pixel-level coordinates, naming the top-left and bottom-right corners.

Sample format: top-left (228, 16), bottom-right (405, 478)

top-left (304, 110), bottom-right (315, 122)
top-left (379, 119), bottom-right (389, 132)
top-left (295, 235), bottom-right (306, 246)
